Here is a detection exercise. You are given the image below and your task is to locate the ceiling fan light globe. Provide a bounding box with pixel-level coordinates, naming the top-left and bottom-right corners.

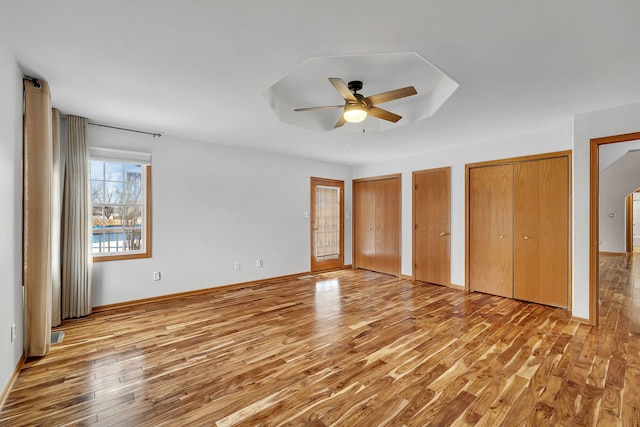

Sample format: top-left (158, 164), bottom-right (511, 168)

top-left (343, 107), bottom-right (367, 123)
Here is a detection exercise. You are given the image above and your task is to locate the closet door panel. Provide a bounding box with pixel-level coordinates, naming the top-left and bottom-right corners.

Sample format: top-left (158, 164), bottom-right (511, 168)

top-left (514, 157), bottom-right (569, 308)
top-left (354, 180), bottom-right (376, 271)
top-left (513, 160), bottom-right (540, 302)
top-left (375, 178), bottom-right (401, 275)
top-left (469, 165), bottom-right (513, 298)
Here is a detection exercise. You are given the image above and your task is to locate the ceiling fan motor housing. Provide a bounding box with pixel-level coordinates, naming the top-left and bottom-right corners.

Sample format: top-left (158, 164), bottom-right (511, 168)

top-left (348, 80), bottom-right (363, 94)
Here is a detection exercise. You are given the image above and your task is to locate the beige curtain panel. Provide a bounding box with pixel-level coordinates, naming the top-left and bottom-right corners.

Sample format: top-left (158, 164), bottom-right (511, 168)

top-left (62, 115), bottom-right (93, 319)
top-left (51, 109), bottom-right (62, 327)
top-left (23, 79), bottom-right (53, 357)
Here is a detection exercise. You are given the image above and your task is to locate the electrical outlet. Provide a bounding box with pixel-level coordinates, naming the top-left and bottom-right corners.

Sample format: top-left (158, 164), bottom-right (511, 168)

top-left (10, 323), bottom-right (16, 343)
top-left (256, 259), bottom-right (262, 267)
top-left (153, 271), bottom-right (161, 281)
top-left (234, 261), bottom-right (241, 270)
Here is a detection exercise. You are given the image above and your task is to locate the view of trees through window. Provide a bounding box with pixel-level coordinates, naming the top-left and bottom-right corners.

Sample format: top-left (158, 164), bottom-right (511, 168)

top-left (90, 160), bottom-right (145, 255)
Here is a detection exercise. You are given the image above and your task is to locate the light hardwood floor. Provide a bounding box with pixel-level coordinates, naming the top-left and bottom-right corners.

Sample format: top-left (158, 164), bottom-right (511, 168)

top-left (1, 255), bottom-right (639, 426)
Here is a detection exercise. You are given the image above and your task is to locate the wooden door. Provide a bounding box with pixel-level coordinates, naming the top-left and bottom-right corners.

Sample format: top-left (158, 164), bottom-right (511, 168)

top-left (513, 157), bottom-right (569, 308)
top-left (414, 168), bottom-right (450, 285)
top-left (375, 178), bottom-right (401, 276)
top-left (354, 180), bottom-right (376, 271)
top-left (469, 164), bottom-right (514, 298)
top-left (310, 177), bottom-right (344, 272)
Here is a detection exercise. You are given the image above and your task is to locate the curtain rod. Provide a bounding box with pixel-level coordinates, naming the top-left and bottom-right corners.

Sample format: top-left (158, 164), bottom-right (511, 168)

top-left (59, 114), bottom-right (162, 138)
top-left (88, 122), bottom-right (162, 138)
top-left (24, 76), bottom-right (42, 89)
top-left (23, 77), bottom-right (163, 138)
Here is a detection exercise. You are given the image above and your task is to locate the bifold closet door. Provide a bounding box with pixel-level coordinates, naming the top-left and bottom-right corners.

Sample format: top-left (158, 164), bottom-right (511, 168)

top-left (354, 180), bottom-right (376, 271)
top-left (375, 178), bottom-right (401, 276)
top-left (353, 177), bottom-right (401, 276)
top-left (469, 164), bottom-right (513, 298)
top-left (513, 157), bottom-right (569, 308)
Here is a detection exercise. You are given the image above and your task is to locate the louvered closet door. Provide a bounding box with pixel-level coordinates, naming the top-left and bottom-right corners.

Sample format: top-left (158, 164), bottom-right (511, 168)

top-left (513, 157), bottom-right (569, 308)
top-left (354, 180), bottom-right (376, 271)
top-left (469, 164), bottom-right (514, 298)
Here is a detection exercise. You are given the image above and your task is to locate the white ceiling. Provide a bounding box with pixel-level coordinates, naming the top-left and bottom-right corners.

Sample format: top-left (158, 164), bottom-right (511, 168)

top-left (264, 52), bottom-right (459, 132)
top-left (1, 1), bottom-right (639, 165)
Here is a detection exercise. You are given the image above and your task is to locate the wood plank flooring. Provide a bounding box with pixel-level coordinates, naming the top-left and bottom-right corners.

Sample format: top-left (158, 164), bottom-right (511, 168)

top-left (1, 255), bottom-right (639, 426)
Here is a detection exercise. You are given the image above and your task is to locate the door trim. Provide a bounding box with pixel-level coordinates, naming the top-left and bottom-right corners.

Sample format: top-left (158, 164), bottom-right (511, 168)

top-left (589, 131), bottom-right (640, 326)
top-left (626, 194), bottom-right (633, 254)
top-left (310, 177), bottom-right (344, 272)
top-left (412, 167), bottom-right (451, 285)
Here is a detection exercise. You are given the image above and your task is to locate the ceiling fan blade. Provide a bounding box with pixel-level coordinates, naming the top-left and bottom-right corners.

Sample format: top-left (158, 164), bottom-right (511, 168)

top-left (329, 78), bottom-right (357, 102)
top-left (368, 106), bottom-right (402, 123)
top-left (334, 114), bottom-right (347, 128)
top-left (366, 86), bottom-right (417, 106)
top-left (294, 105), bottom-right (344, 112)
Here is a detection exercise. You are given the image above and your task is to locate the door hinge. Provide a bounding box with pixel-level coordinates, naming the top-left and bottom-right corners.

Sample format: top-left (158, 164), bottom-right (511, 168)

top-left (414, 224), bottom-right (418, 230)
top-left (415, 264), bottom-right (417, 269)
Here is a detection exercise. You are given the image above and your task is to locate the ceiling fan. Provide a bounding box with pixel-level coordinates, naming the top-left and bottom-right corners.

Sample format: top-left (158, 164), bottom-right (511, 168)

top-left (294, 78), bottom-right (417, 128)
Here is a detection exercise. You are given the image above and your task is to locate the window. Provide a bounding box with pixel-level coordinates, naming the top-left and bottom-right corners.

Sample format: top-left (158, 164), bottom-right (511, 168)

top-left (89, 147), bottom-right (151, 261)
top-left (315, 185), bottom-right (341, 261)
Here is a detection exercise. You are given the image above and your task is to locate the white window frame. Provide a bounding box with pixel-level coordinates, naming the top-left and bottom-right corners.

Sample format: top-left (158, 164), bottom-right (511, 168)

top-left (89, 147), bottom-right (151, 262)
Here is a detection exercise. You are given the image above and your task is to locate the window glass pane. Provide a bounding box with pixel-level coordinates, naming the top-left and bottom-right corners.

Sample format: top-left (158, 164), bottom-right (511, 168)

top-left (103, 205), bottom-right (117, 223)
top-left (118, 206), bottom-right (142, 227)
top-left (90, 180), bottom-right (104, 204)
top-left (92, 206), bottom-right (106, 254)
top-left (124, 182), bottom-right (142, 204)
top-left (90, 160), bottom-right (104, 180)
top-left (92, 206), bottom-right (106, 228)
top-left (105, 161), bottom-right (124, 181)
top-left (119, 206), bottom-right (143, 251)
top-left (315, 186), bottom-right (340, 258)
top-left (104, 181), bottom-right (123, 204)
top-left (125, 163), bottom-right (141, 180)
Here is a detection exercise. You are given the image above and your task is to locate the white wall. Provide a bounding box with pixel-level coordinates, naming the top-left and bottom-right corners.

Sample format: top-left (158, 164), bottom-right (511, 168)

top-left (0, 32), bottom-right (24, 394)
top-left (352, 125), bottom-right (573, 286)
top-left (599, 139), bottom-right (640, 171)
top-left (598, 149), bottom-right (640, 253)
top-left (573, 100), bottom-right (640, 319)
top-left (89, 126), bottom-right (352, 306)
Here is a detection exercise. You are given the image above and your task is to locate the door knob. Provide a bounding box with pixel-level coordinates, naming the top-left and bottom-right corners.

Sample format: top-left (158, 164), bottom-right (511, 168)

top-left (439, 231), bottom-right (446, 236)
top-left (524, 236), bottom-right (528, 240)
top-left (499, 235), bottom-right (505, 239)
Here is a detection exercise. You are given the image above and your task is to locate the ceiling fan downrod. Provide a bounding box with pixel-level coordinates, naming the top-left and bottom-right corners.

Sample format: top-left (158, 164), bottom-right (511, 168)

top-left (347, 80), bottom-right (363, 95)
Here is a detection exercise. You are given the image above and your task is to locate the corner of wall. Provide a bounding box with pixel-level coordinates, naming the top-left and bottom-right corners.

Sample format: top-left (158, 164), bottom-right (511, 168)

top-left (0, 30), bottom-right (24, 399)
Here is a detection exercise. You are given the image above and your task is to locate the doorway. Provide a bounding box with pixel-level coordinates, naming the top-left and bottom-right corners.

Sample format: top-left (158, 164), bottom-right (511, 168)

top-left (589, 131), bottom-right (640, 325)
top-left (310, 177), bottom-right (344, 272)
